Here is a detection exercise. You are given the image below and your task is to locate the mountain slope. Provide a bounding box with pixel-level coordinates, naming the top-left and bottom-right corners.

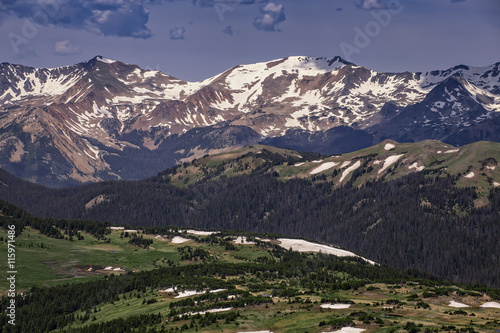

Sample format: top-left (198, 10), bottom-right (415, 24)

top-left (1, 56), bottom-right (499, 186)
top-left (0, 141), bottom-right (499, 287)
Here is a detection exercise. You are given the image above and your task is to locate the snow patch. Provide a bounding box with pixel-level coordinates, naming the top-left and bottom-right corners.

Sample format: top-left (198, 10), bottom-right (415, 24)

top-left (185, 230), bottom-right (217, 236)
top-left (486, 165), bottom-right (496, 170)
top-left (480, 301), bottom-right (500, 309)
top-left (322, 328), bottom-right (365, 333)
top-left (464, 172), bottom-right (475, 179)
top-left (276, 238), bottom-right (375, 264)
top-left (448, 301), bottom-right (469, 308)
top-left (103, 266), bottom-right (124, 272)
top-left (233, 236), bottom-right (256, 245)
top-left (444, 149), bottom-right (459, 154)
top-left (340, 161), bottom-right (351, 168)
top-left (186, 307), bottom-right (233, 316)
top-left (434, 101), bottom-right (446, 108)
top-left (159, 288), bottom-right (175, 293)
top-left (174, 290), bottom-right (204, 298)
top-left (294, 162), bottom-right (305, 167)
top-left (310, 162), bottom-right (338, 175)
top-left (384, 143), bottom-right (396, 151)
top-left (171, 236), bottom-right (190, 244)
top-left (408, 162), bottom-right (425, 172)
top-left (174, 288), bottom-right (226, 298)
top-left (143, 70), bottom-right (158, 78)
top-left (320, 303), bottom-right (352, 309)
top-left (493, 182), bottom-right (500, 187)
top-left (339, 160), bottom-right (361, 183)
top-left (378, 155), bottom-right (404, 174)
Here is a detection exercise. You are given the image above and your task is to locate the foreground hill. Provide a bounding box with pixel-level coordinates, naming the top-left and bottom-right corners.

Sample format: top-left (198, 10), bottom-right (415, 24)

top-left (0, 203), bottom-right (499, 332)
top-left (0, 141), bottom-right (499, 288)
top-left (1, 56), bottom-right (499, 186)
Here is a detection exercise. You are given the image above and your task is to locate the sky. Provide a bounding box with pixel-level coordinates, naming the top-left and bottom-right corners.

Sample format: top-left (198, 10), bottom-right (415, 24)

top-left (0, 0), bottom-right (499, 81)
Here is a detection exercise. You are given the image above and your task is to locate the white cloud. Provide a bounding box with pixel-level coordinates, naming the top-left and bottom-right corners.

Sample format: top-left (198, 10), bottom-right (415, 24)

top-left (170, 26), bottom-right (186, 40)
top-left (54, 40), bottom-right (81, 55)
top-left (253, 2), bottom-right (286, 31)
top-left (0, 0), bottom-right (153, 39)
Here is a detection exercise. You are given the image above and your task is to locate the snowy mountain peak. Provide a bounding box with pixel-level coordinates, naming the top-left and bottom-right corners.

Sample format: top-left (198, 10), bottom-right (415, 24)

top-left (0, 56), bottom-right (499, 186)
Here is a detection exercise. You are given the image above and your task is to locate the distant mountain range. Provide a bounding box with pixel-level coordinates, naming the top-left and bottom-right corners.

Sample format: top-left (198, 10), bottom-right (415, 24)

top-left (1, 55), bottom-right (499, 186)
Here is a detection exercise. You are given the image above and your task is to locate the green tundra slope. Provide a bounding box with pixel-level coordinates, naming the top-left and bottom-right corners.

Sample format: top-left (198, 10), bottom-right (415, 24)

top-left (159, 140), bottom-right (500, 194)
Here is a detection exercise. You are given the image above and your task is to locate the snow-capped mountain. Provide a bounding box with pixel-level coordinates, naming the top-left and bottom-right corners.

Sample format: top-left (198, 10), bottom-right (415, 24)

top-left (0, 55), bottom-right (499, 186)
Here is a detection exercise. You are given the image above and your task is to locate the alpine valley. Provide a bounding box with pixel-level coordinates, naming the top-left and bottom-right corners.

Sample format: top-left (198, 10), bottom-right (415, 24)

top-left (1, 56), bottom-right (499, 186)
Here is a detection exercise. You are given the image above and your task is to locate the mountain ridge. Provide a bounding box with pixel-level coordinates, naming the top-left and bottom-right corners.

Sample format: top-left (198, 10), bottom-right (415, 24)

top-left (1, 55), bottom-right (499, 186)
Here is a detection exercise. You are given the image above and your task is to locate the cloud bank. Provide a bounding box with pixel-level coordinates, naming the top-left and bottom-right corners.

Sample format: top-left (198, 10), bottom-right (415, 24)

top-left (0, 0), bottom-right (152, 38)
top-left (54, 40), bottom-right (81, 55)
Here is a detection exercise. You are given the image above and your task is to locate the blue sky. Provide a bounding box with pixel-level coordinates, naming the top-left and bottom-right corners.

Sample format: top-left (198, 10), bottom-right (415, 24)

top-left (0, 0), bottom-right (499, 81)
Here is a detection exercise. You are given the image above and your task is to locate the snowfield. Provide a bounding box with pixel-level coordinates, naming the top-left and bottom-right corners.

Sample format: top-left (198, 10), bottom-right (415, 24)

top-left (448, 301), bottom-right (469, 308)
top-left (174, 290), bottom-right (204, 298)
top-left (378, 154), bottom-right (404, 174)
top-left (103, 266), bottom-right (124, 272)
top-left (185, 230), bottom-right (217, 236)
top-left (186, 307), bottom-right (233, 316)
top-left (310, 162), bottom-right (338, 175)
top-left (171, 236), bottom-right (190, 244)
top-left (409, 162), bottom-right (425, 172)
top-left (384, 143), bottom-right (396, 151)
top-left (322, 328), bottom-right (365, 333)
top-left (276, 238), bottom-right (375, 264)
top-left (340, 161), bottom-right (351, 168)
top-left (320, 303), bottom-right (352, 309)
top-left (339, 160), bottom-right (361, 183)
top-left (110, 227), bottom-right (125, 230)
top-left (493, 182), bottom-right (500, 187)
top-left (159, 288), bottom-right (175, 293)
top-left (480, 301), bottom-right (500, 308)
top-left (464, 172), bottom-right (475, 179)
top-left (233, 236), bottom-right (256, 245)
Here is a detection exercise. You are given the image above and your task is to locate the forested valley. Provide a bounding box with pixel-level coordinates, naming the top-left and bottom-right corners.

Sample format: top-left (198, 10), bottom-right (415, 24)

top-left (0, 165), bottom-right (499, 288)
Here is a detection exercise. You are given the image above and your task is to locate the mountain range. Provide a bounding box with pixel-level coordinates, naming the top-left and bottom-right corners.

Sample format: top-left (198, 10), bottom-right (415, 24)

top-left (1, 55), bottom-right (499, 186)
